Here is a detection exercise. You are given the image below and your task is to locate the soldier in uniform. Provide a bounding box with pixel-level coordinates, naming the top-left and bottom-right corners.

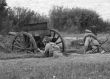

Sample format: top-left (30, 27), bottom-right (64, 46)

top-left (83, 27), bottom-right (100, 54)
top-left (38, 36), bottom-right (61, 57)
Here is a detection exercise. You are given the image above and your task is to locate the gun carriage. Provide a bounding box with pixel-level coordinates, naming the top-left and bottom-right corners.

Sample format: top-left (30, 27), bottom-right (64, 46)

top-left (9, 22), bottom-right (65, 54)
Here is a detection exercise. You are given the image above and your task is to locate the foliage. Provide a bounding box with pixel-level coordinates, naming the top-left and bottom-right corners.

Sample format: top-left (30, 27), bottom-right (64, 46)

top-left (0, 5), bottom-right (110, 34)
top-left (50, 6), bottom-right (109, 33)
top-left (0, 6), bottom-right (48, 34)
top-left (7, 7), bottom-right (48, 32)
top-left (0, 0), bottom-right (8, 34)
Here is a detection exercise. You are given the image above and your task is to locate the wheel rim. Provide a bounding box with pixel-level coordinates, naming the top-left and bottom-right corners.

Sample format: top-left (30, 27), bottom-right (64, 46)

top-left (50, 29), bottom-right (65, 52)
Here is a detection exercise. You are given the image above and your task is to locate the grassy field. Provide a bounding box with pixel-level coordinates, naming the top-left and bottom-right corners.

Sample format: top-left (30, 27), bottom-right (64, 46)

top-left (0, 34), bottom-right (110, 79)
top-left (0, 54), bottom-right (110, 79)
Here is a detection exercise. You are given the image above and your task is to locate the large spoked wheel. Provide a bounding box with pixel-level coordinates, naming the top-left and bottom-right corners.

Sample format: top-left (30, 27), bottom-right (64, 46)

top-left (49, 29), bottom-right (65, 52)
top-left (12, 32), bottom-right (37, 53)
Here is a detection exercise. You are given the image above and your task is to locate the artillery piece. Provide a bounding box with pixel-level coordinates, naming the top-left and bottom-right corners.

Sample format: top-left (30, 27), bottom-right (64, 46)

top-left (9, 22), bottom-right (65, 54)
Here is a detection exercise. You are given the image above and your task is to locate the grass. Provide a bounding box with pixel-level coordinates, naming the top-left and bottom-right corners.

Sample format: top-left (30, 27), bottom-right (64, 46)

top-left (0, 54), bottom-right (110, 79)
top-left (0, 34), bottom-right (110, 79)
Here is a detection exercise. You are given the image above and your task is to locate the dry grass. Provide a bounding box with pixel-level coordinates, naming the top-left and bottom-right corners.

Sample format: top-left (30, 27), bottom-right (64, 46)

top-left (0, 54), bottom-right (110, 79)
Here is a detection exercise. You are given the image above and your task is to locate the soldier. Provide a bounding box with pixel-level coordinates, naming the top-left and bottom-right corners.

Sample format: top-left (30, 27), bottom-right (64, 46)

top-left (39, 36), bottom-right (61, 57)
top-left (83, 28), bottom-right (100, 54)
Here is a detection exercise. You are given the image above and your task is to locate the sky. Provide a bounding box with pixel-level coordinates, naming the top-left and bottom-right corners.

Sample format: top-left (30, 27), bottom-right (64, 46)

top-left (7, 0), bottom-right (110, 21)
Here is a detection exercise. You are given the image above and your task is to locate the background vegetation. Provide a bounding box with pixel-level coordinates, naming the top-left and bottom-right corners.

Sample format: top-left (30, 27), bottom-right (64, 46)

top-left (0, 2), bottom-right (110, 34)
top-left (50, 6), bottom-right (110, 33)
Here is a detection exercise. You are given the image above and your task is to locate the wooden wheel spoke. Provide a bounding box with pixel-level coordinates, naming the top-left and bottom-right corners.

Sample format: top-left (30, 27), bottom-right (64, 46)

top-left (13, 45), bottom-right (24, 49)
top-left (56, 41), bottom-right (62, 44)
top-left (14, 40), bottom-right (25, 48)
top-left (13, 46), bottom-right (26, 52)
top-left (15, 37), bottom-right (21, 42)
top-left (15, 36), bottom-right (24, 43)
top-left (14, 45), bottom-right (32, 50)
top-left (14, 42), bottom-right (26, 49)
top-left (14, 45), bottom-right (34, 51)
top-left (14, 42), bottom-right (22, 47)
top-left (14, 40), bottom-right (20, 45)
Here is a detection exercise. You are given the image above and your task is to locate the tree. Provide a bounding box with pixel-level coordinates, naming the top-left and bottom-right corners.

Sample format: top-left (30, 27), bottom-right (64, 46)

top-left (7, 7), bottom-right (48, 31)
top-left (50, 6), bottom-right (106, 33)
top-left (0, 0), bottom-right (7, 33)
